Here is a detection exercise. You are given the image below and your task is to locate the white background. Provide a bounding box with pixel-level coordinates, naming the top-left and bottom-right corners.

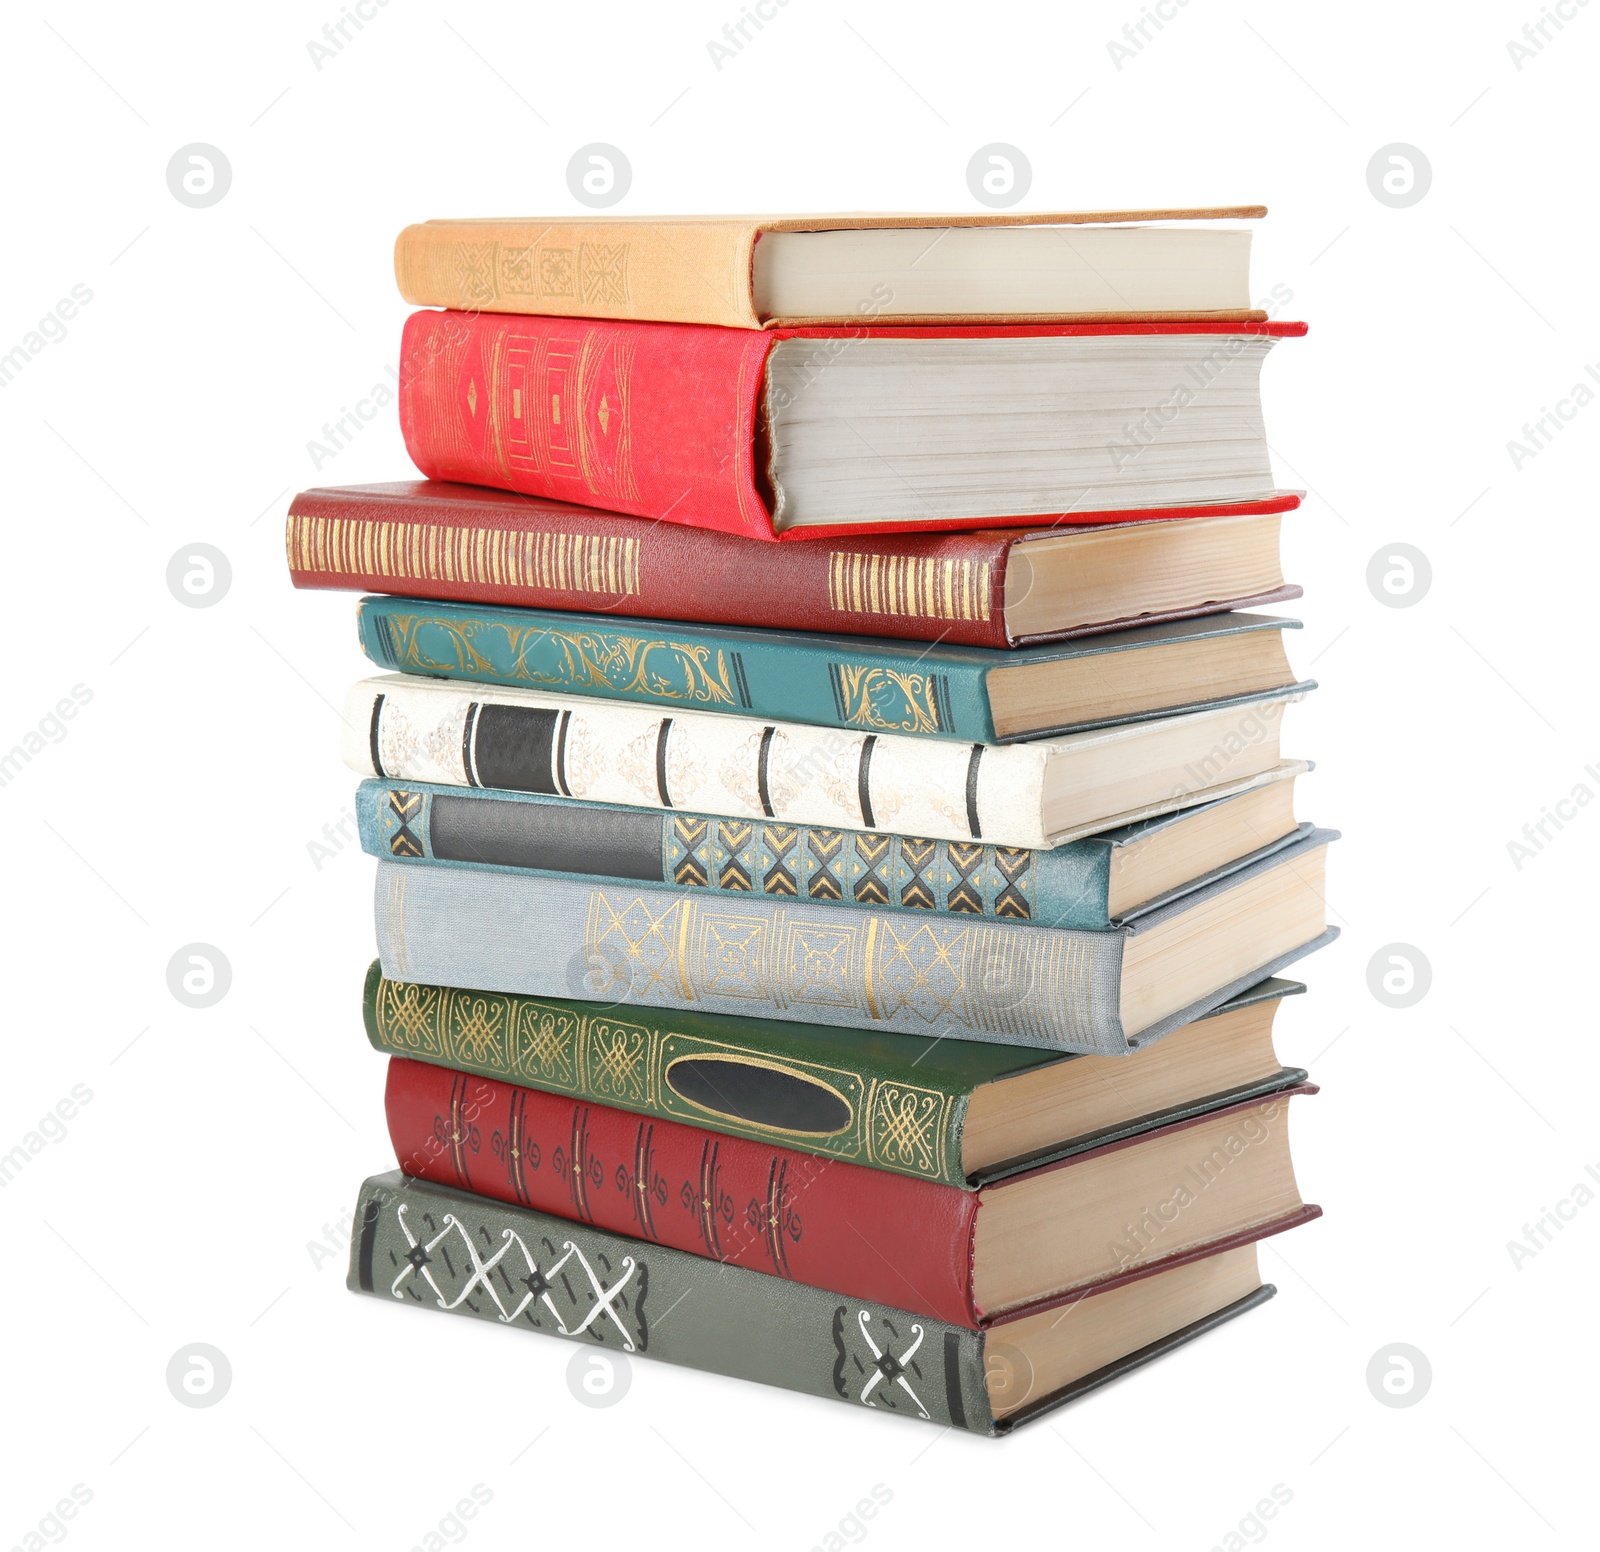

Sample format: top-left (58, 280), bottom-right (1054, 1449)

top-left (2, 2), bottom-right (1596, 1547)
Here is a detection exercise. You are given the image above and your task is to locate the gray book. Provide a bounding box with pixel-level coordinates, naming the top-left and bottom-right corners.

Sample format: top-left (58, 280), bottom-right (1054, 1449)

top-left (350, 1170), bottom-right (1278, 1435)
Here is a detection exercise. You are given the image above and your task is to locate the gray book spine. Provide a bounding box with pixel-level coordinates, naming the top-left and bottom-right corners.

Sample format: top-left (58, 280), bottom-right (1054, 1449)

top-left (350, 1170), bottom-right (993, 1431)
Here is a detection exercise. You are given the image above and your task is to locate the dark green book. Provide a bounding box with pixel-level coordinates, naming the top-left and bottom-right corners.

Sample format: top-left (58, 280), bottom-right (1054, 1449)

top-left (349, 1170), bottom-right (1277, 1434)
top-left (363, 964), bottom-right (1305, 1189)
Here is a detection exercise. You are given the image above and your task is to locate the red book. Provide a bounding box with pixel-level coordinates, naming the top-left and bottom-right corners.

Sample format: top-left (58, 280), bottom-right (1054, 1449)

top-left (385, 1056), bottom-right (1318, 1328)
top-left (396, 309), bottom-right (1306, 543)
top-left (285, 479), bottom-right (1303, 648)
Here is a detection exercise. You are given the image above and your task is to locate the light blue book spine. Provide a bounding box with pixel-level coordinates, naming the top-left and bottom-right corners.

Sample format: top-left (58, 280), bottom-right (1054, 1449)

top-left (372, 835), bottom-right (1338, 1055)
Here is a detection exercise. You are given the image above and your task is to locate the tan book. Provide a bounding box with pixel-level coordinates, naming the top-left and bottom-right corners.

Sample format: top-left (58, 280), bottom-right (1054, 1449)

top-left (394, 207), bottom-right (1270, 329)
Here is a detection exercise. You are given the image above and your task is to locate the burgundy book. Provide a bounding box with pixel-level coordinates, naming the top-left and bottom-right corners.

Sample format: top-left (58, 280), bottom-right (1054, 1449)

top-left (285, 480), bottom-right (1302, 649)
top-left (386, 1056), bottom-right (1319, 1328)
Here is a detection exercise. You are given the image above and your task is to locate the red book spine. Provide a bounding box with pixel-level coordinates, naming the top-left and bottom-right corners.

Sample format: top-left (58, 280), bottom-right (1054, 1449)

top-left (285, 480), bottom-right (1016, 646)
top-left (397, 310), bottom-right (1308, 543)
top-left (385, 1056), bottom-right (982, 1327)
top-left (398, 308), bottom-right (776, 542)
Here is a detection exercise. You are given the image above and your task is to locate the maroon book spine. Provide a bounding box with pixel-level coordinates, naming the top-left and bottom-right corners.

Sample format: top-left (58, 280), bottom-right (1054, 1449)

top-left (286, 479), bottom-right (1018, 646)
top-left (387, 1056), bottom-right (985, 1326)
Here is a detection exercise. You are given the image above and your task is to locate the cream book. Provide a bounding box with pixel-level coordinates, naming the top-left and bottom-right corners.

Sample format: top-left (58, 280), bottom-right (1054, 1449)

top-left (341, 672), bottom-right (1310, 851)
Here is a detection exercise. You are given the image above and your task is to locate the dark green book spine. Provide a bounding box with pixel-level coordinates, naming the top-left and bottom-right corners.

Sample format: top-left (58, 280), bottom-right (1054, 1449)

top-left (362, 962), bottom-right (978, 1189)
top-left (349, 1170), bottom-right (995, 1432)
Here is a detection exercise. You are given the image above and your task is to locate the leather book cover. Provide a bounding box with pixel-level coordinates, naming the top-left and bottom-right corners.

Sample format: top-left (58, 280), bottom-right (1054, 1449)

top-left (350, 1168), bottom-right (1279, 1433)
top-left (393, 207), bottom-right (1270, 329)
top-left (354, 594), bottom-right (1302, 743)
top-left (364, 959), bottom-right (1308, 1189)
top-left (384, 1057), bottom-right (1317, 1327)
top-left (395, 307), bottom-right (1306, 542)
top-left (286, 481), bottom-right (1303, 649)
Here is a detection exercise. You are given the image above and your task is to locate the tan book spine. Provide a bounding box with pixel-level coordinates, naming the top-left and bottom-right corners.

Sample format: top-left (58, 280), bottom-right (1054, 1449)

top-left (394, 219), bottom-right (764, 328)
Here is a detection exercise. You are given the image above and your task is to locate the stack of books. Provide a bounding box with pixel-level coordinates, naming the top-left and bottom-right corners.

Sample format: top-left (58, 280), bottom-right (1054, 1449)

top-left (287, 206), bottom-right (1337, 1435)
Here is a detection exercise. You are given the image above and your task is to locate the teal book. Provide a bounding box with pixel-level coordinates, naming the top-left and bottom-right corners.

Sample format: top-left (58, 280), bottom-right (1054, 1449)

top-left (350, 1169), bottom-right (1279, 1433)
top-left (355, 595), bottom-right (1305, 743)
top-left (356, 776), bottom-right (1311, 929)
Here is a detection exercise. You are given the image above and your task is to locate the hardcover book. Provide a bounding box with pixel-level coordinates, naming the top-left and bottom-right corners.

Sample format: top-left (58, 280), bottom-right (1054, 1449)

top-left (384, 1056), bottom-right (1317, 1326)
top-left (397, 308), bottom-right (1305, 540)
top-left (372, 832), bottom-right (1337, 1052)
top-left (356, 778), bottom-right (1309, 928)
top-left (351, 1169), bottom-right (1279, 1433)
top-left (364, 965), bottom-right (1306, 1187)
top-left (343, 672), bottom-right (1310, 850)
top-left (355, 595), bottom-right (1304, 743)
top-left (393, 209), bottom-right (1269, 328)
top-left (286, 481), bottom-right (1302, 649)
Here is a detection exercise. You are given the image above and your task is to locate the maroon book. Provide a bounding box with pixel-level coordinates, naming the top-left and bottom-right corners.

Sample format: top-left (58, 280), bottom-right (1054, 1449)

top-left (286, 480), bottom-right (1301, 648)
top-left (386, 1056), bottom-right (1319, 1328)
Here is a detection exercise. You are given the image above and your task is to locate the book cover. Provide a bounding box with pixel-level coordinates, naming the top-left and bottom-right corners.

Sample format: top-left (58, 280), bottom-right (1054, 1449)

top-left (356, 779), bottom-right (1313, 929)
top-left (363, 963), bottom-right (1307, 1189)
top-left (350, 1168), bottom-right (1279, 1433)
top-left (384, 1056), bottom-right (1316, 1326)
top-left (372, 833), bottom-right (1338, 1053)
top-left (343, 672), bottom-right (1311, 851)
top-left (287, 482), bottom-right (1304, 650)
top-left (396, 307), bottom-right (1305, 542)
top-left (355, 595), bottom-right (1301, 744)
top-left (393, 208), bottom-right (1270, 328)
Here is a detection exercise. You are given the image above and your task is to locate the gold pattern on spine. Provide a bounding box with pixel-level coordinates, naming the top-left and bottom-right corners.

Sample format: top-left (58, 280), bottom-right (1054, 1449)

top-left (827, 552), bottom-right (992, 622)
top-left (287, 513), bottom-right (641, 596)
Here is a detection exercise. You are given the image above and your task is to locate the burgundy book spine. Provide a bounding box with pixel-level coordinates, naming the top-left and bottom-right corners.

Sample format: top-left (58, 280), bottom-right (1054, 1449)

top-left (386, 1056), bottom-right (985, 1326)
top-left (286, 479), bottom-right (1018, 646)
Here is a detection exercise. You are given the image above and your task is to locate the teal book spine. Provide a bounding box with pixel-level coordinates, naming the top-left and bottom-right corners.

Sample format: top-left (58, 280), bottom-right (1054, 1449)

top-left (356, 778), bottom-right (1313, 930)
top-left (354, 595), bottom-right (1298, 744)
top-left (356, 594), bottom-right (998, 740)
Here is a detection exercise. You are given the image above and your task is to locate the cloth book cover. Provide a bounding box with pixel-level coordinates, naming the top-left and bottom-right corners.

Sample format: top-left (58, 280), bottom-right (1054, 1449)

top-left (372, 831), bottom-right (1338, 1053)
top-left (363, 964), bottom-right (1307, 1187)
top-left (350, 1168), bottom-right (1278, 1434)
top-left (384, 1055), bottom-right (1318, 1327)
top-left (343, 671), bottom-right (1310, 851)
top-left (393, 207), bottom-right (1270, 329)
top-left (286, 481), bottom-right (1304, 649)
top-left (396, 307), bottom-right (1305, 542)
top-left (356, 778), bottom-right (1313, 929)
top-left (354, 595), bottom-right (1302, 744)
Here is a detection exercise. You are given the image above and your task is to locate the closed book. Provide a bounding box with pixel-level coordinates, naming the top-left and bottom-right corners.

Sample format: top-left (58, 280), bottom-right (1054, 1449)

top-left (396, 308), bottom-right (1305, 541)
top-left (355, 595), bottom-right (1304, 744)
top-left (357, 778), bottom-right (1310, 929)
top-left (373, 832), bottom-right (1338, 1053)
top-left (351, 1168), bottom-right (1279, 1433)
top-left (393, 208), bottom-right (1270, 328)
top-left (344, 672), bottom-right (1311, 851)
top-left (286, 480), bottom-right (1303, 649)
top-left (385, 1056), bottom-right (1317, 1327)
top-left (364, 964), bottom-right (1306, 1188)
